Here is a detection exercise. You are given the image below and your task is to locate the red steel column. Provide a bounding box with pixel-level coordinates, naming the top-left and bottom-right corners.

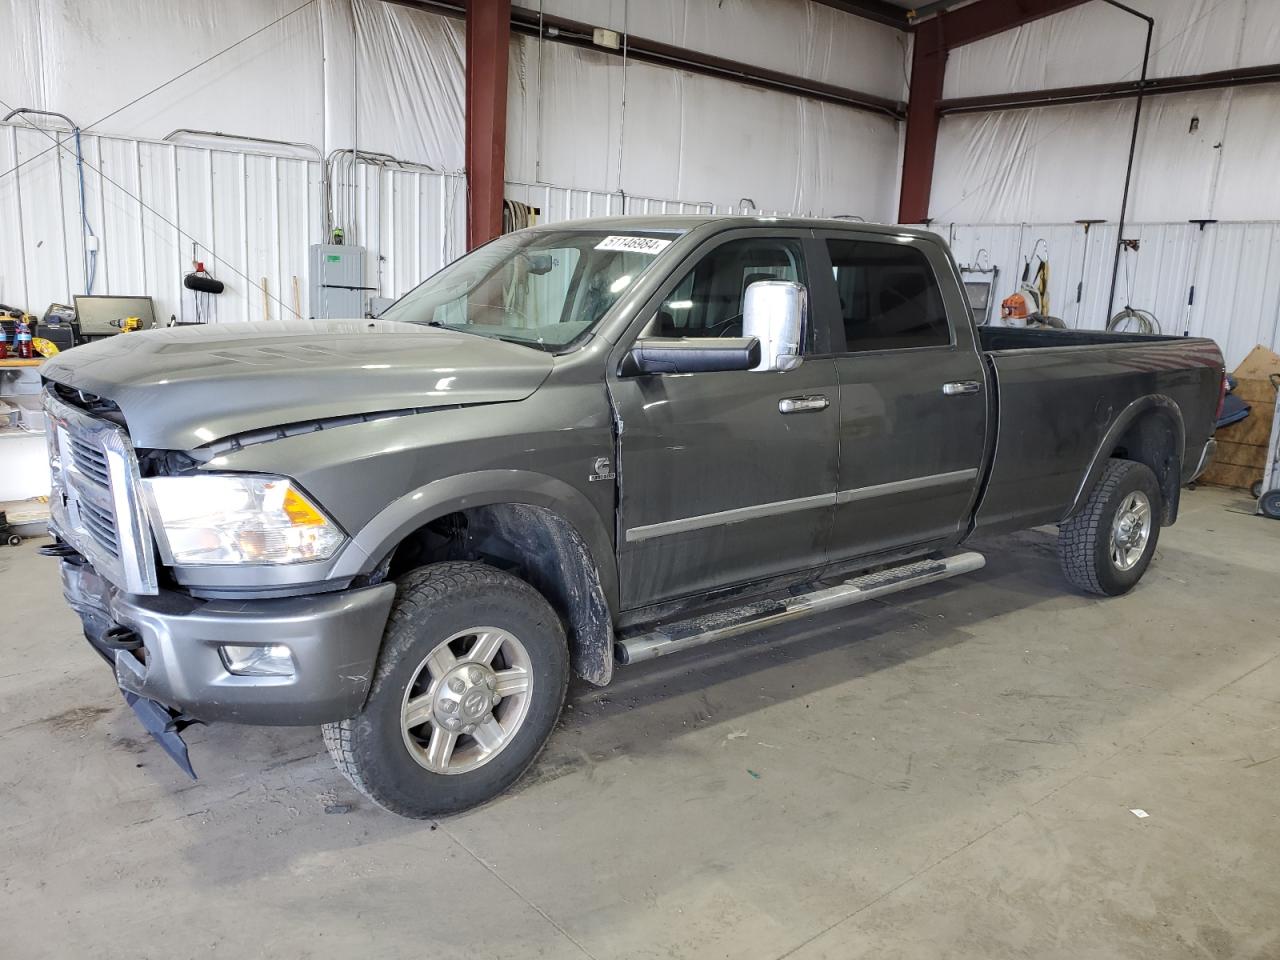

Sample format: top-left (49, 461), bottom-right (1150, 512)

top-left (465, 0), bottom-right (511, 249)
top-left (896, 0), bottom-right (1091, 224)
top-left (897, 18), bottom-right (945, 224)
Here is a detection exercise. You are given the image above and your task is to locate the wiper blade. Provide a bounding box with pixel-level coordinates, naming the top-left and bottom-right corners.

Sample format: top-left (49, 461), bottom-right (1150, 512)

top-left (424, 320), bottom-right (486, 339)
top-left (423, 321), bottom-right (547, 351)
top-left (491, 335), bottom-right (550, 351)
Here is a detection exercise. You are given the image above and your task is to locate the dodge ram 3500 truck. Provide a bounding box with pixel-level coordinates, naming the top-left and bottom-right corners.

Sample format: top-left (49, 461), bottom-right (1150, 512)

top-left (41, 217), bottom-right (1224, 818)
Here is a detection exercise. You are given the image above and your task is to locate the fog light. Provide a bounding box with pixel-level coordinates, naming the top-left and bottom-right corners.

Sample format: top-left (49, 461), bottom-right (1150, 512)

top-left (220, 644), bottom-right (295, 677)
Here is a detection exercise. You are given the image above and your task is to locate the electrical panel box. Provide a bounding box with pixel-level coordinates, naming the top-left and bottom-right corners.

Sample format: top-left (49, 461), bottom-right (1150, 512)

top-left (309, 244), bottom-right (372, 318)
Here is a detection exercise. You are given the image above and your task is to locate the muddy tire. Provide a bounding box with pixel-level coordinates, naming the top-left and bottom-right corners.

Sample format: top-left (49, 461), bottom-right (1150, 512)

top-left (323, 562), bottom-right (569, 818)
top-left (1058, 458), bottom-right (1162, 597)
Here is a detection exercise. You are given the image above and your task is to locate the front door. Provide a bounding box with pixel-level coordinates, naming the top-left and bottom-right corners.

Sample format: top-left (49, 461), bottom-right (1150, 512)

top-left (609, 232), bottom-right (840, 610)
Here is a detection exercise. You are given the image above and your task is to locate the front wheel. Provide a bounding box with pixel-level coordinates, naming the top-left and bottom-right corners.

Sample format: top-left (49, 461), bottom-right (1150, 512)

top-left (323, 562), bottom-right (569, 818)
top-left (1058, 458), bottom-right (1162, 596)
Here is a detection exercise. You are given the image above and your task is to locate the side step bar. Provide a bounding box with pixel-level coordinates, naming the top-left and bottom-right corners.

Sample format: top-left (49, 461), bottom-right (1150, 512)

top-left (615, 551), bottom-right (986, 666)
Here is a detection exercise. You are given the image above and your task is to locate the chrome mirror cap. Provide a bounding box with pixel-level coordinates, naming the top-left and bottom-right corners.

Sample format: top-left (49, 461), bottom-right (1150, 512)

top-left (743, 280), bottom-right (806, 372)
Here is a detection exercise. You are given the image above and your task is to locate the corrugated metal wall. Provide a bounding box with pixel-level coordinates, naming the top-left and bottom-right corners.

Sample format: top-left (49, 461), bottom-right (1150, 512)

top-left (0, 119), bottom-right (778, 328)
top-left (0, 122), bottom-right (466, 324)
top-left (336, 157), bottom-right (466, 303)
top-left (2, 122), bottom-right (315, 323)
top-left (937, 220), bottom-right (1280, 369)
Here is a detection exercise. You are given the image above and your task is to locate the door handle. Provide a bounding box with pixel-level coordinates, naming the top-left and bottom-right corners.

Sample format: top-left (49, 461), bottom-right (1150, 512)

top-left (942, 380), bottom-right (982, 396)
top-left (779, 395), bottom-right (830, 414)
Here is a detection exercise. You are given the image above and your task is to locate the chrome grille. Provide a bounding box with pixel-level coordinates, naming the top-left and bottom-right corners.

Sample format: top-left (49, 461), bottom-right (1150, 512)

top-left (44, 388), bottom-right (158, 595)
top-left (77, 496), bottom-right (121, 558)
top-left (68, 435), bottom-right (112, 487)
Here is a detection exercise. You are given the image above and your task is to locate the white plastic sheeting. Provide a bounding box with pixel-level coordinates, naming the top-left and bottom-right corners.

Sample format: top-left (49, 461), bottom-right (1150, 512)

top-left (932, 0), bottom-right (1280, 223)
top-left (937, 219), bottom-right (1280, 369)
top-left (0, 0), bottom-right (465, 172)
top-left (0, 122), bottom-right (464, 324)
top-left (542, 0), bottom-right (910, 101)
top-left (506, 35), bottom-right (901, 220)
top-left (933, 85), bottom-right (1280, 224)
top-left (944, 0), bottom-right (1280, 99)
top-left (347, 0), bottom-right (465, 171)
top-left (504, 0), bottom-right (908, 220)
top-left (0, 0), bottom-right (327, 147)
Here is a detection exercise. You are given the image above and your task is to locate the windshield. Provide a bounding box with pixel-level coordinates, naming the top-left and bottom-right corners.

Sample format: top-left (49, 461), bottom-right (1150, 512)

top-left (381, 229), bottom-right (683, 350)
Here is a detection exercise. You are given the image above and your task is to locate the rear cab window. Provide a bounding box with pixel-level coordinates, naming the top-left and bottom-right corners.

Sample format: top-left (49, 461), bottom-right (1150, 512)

top-left (825, 238), bottom-right (952, 353)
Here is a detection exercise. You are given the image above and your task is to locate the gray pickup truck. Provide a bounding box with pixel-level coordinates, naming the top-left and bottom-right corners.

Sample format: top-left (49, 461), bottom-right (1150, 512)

top-left (41, 217), bottom-right (1224, 818)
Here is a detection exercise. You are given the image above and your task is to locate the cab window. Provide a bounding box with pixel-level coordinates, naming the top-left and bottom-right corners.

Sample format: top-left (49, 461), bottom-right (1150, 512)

top-left (827, 239), bottom-right (950, 352)
top-left (648, 238), bottom-right (806, 341)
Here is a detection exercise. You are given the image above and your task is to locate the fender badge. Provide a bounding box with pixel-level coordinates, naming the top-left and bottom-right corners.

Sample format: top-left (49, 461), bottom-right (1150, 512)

top-left (589, 456), bottom-right (616, 482)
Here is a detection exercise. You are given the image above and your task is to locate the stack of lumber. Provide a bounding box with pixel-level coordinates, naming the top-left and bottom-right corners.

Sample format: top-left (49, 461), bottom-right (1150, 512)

top-left (1201, 345), bottom-right (1279, 491)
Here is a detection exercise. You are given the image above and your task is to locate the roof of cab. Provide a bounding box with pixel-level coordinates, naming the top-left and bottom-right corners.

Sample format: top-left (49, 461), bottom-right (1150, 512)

top-left (524, 215), bottom-right (941, 243)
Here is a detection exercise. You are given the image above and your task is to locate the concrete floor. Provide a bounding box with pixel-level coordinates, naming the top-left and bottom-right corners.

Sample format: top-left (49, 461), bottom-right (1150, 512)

top-left (1, 485), bottom-right (1277, 960)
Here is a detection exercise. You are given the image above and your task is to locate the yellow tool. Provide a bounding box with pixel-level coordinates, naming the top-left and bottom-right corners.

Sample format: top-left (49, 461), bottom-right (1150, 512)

top-left (111, 316), bottom-right (144, 333)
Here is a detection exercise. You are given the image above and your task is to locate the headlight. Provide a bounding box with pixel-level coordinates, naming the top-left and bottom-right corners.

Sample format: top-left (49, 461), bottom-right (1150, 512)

top-left (143, 475), bottom-right (345, 565)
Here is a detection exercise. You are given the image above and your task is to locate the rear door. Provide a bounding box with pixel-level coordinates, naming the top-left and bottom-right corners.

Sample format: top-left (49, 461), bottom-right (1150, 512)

top-left (608, 230), bottom-right (841, 610)
top-left (812, 231), bottom-right (989, 563)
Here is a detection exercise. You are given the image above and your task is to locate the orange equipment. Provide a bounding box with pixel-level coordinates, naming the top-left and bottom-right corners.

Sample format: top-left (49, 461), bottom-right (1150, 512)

top-left (1000, 292), bottom-right (1030, 322)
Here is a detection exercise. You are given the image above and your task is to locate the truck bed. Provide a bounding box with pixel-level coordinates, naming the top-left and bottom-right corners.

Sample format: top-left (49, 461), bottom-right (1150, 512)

top-left (971, 326), bottom-right (1224, 536)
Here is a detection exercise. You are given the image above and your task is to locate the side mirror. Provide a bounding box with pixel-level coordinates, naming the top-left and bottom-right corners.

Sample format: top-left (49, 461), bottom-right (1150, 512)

top-left (743, 280), bottom-right (806, 371)
top-left (623, 337), bottom-right (761, 375)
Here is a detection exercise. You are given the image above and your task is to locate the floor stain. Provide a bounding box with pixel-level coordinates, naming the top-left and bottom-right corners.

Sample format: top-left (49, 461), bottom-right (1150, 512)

top-left (43, 704), bottom-right (112, 734)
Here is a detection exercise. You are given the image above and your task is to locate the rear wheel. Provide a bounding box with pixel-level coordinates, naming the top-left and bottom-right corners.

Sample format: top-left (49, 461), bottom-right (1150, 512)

top-left (1058, 458), bottom-right (1162, 596)
top-left (323, 562), bottom-right (569, 818)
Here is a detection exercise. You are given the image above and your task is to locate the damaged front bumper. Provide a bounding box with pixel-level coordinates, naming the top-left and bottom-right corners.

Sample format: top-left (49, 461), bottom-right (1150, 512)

top-left (61, 559), bottom-right (395, 728)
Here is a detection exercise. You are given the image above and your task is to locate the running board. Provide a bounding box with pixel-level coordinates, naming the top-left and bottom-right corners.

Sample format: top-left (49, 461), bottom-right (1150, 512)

top-left (615, 551), bottom-right (986, 666)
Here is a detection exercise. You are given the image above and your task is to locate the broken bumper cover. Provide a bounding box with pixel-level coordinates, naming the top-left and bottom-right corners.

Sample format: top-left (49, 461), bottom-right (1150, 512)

top-left (61, 559), bottom-right (396, 725)
top-left (1190, 437), bottom-right (1217, 482)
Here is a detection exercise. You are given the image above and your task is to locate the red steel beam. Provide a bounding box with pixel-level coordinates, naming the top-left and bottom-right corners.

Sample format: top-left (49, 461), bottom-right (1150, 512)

top-left (811, 0), bottom-right (910, 30)
top-left (938, 60), bottom-right (1280, 113)
top-left (465, 0), bottom-right (511, 249)
top-left (897, 0), bottom-right (1092, 222)
top-left (930, 0), bottom-right (1092, 48)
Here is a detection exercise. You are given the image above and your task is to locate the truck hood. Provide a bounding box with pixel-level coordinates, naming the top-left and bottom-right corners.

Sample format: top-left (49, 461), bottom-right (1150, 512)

top-left (41, 319), bottom-right (555, 450)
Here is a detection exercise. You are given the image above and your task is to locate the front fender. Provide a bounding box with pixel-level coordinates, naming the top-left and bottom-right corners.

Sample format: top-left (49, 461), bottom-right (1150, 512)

top-left (330, 469), bottom-right (619, 607)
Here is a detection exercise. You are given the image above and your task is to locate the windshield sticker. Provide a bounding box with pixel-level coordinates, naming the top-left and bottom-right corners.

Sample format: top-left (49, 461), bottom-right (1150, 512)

top-left (594, 235), bottom-right (673, 255)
